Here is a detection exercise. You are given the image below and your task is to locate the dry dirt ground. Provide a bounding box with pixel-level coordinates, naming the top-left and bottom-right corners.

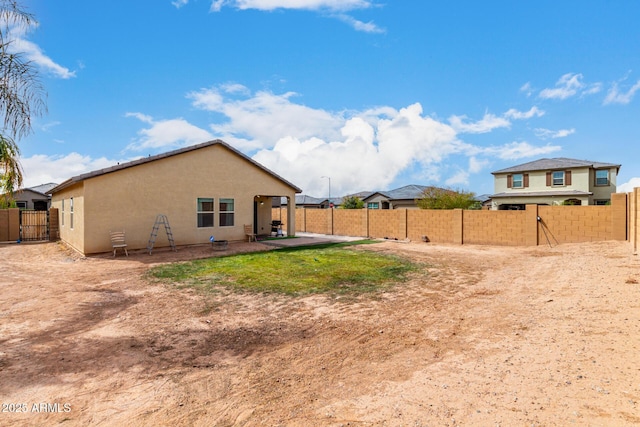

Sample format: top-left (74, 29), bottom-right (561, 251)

top-left (1, 239), bottom-right (639, 426)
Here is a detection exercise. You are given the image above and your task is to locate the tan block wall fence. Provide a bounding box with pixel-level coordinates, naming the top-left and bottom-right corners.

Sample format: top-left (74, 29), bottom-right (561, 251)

top-left (274, 191), bottom-right (638, 247)
top-left (0, 208), bottom-right (59, 242)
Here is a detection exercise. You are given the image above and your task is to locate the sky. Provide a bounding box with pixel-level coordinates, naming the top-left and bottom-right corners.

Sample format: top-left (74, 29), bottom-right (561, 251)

top-left (11, 0), bottom-right (640, 198)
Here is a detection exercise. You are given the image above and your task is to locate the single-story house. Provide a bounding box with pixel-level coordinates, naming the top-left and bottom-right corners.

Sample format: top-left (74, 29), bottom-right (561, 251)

top-left (49, 140), bottom-right (302, 255)
top-left (2, 183), bottom-right (57, 210)
top-left (275, 195), bottom-right (332, 209)
top-left (361, 184), bottom-right (435, 209)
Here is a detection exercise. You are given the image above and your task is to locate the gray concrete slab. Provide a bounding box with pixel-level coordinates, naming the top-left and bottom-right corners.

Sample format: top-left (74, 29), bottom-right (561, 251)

top-left (260, 232), bottom-right (366, 248)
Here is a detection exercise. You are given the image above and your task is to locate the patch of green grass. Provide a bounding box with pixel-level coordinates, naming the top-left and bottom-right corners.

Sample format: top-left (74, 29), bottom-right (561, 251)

top-left (148, 241), bottom-right (421, 296)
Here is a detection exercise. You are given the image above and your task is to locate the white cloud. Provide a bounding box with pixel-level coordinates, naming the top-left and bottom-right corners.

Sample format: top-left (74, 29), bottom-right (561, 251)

top-left (125, 113), bottom-right (213, 151)
top-left (172, 0), bottom-right (189, 7)
top-left (520, 82), bottom-right (534, 97)
top-left (618, 178), bottom-right (640, 193)
top-left (207, 0), bottom-right (381, 32)
top-left (482, 141), bottom-right (561, 160)
top-left (20, 153), bottom-right (123, 188)
top-left (334, 13), bottom-right (385, 33)
top-left (223, 0), bottom-right (373, 11)
top-left (604, 78), bottom-right (640, 105)
top-left (253, 103), bottom-right (462, 196)
top-left (539, 73), bottom-right (584, 100)
top-left (469, 156), bottom-right (489, 174)
top-left (8, 27), bottom-right (75, 79)
top-left (534, 128), bottom-right (575, 139)
top-left (449, 113), bottom-right (510, 134)
top-left (445, 170), bottom-right (469, 187)
top-left (504, 106), bottom-right (545, 120)
top-left (189, 85), bottom-right (343, 148)
top-left (449, 106), bottom-right (543, 134)
top-left (538, 73), bottom-right (601, 101)
top-left (117, 87), bottom-right (560, 197)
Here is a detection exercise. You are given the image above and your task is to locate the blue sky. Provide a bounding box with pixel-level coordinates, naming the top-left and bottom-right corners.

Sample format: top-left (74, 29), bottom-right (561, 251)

top-left (13, 0), bottom-right (640, 197)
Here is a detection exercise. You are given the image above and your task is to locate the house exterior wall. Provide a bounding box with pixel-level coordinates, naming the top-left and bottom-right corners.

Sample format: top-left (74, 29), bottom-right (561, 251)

top-left (13, 189), bottom-right (50, 210)
top-left (364, 194), bottom-right (388, 209)
top-left (590, 167), bottom-right (618, 202)
top-left (50, 182), bottom-right (85, 254)
top-left (52, 144), bottom-right (297, 254)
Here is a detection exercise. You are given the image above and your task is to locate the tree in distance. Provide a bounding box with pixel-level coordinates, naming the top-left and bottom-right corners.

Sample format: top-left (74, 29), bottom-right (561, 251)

top-left (416, 186), bottom-right (478, 210)
top-left (0, 0), bottom-right (46, 207)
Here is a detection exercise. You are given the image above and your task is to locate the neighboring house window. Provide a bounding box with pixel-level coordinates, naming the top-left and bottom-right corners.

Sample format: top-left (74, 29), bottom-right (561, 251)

top-left (70, 197), bottom-right (74, 229)
top-left (595, 169), bottom-right (609, 186)
top-left (552, 171), bottom-right (565, 186)
top-left (512, 173), bottom-right (524, 188)
top-left (594, 200), bottom-right (609, 206)
top-left (219, 198), bottom-right (234, 227)
top-left (367, 202), bottom-right (379, 209)
top-left (197, 198), bottom-right (214, 227)
top-left (61, 199), bottom-right (65, 227)
top-left (547, 170), bottom-right (571, 186)
top-left (16, 201), bottom-right (27, 209)
top-left (507, 173), bottom-right (528, 188)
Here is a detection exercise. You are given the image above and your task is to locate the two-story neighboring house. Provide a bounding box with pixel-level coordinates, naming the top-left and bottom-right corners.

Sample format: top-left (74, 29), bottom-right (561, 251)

top-left (490, 158), bottom-right (620, 210)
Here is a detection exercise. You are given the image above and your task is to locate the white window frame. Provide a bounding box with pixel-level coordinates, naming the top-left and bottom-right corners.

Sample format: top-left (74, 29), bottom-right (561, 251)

top-left (219, 198), bottom-right (235, 227)
top-left (552, 171), bottom-right (565, 186)
top-left (595, 169), bottom-right (609, 186)
top-left (367, 202), bottom-right (379, 209)
top-left (69, 197), bottom-right (74, 229)
top-left (61, 199), bottom-right (65, 227)
top-left (512, 173), bottom-right (524, 188)
top-left (197, 198), bottom-right (214, 228)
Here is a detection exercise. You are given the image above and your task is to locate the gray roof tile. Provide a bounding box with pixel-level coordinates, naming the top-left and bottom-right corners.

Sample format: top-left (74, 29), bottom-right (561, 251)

top-left (492, 157), bottom-right (621, 174)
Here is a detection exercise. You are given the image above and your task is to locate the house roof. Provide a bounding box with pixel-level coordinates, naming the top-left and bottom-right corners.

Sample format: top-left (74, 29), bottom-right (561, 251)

top-left (491, 190), bottom-right (593, 198)
top-left (362, 184), bottom-right (432, 201)
top-left (49, 140), bottom-right (302, 194)
top-left (492, 158), bottom-right (621, 175)
top-left (28, 182), bottom-right (58, 195)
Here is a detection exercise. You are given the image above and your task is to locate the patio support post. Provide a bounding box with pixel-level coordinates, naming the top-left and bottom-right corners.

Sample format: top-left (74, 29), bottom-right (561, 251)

top-left (287, 196), bottom-right (296, 237)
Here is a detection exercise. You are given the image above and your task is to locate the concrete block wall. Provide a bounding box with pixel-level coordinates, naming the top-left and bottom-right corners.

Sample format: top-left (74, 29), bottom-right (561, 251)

top-left (275, 190), bottom-right (634, 247)
top-left (407, 210), bottom-right (455, 243)
top-left (0, 208), bottom-right (20, 242)
top-left (538, 205), bottom-right (612, 243)
top-left (463, 210), bottom-right (528, 246)
top-left (333, 209), bottom-right (368, 237)
top-left (630, 188), bottom-right (639, 253)
top-left (368, 210), bottom-right (406, 240)
top-left (302, 208), bottom-right (332, 235)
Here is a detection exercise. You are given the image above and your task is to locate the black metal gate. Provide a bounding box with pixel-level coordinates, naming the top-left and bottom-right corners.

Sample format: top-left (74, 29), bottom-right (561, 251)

top-left (20, 210), bottom-right (48, 241)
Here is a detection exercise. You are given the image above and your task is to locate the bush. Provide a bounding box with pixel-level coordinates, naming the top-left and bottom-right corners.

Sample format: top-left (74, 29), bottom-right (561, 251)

top-left (417, 187), bottom-right (477, 210)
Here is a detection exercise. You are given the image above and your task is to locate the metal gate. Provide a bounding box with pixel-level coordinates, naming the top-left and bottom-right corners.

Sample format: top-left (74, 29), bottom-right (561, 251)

top-left (20, 210), bottom-right (48, 241)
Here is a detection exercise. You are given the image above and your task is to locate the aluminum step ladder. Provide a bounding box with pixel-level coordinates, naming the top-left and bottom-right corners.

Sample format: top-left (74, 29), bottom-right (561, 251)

top-left (147, 214), bottom-right (176, 254)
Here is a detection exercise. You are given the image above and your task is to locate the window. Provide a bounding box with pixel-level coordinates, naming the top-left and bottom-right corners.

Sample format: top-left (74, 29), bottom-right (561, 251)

top-left (197, 198), bottom-right (214, 227)
top-left (594, 200), bottom-right (609, 206)
top-left (595, 169), bottom-right (609, 186)
top-left (16, 201), bottom-right (27, 209)
top-left (219, 198), bottom-right (234, 227)
top-left (367, 202), bottom-right (379, 209)
top-left (512, 173), bottom-right (524, 188)
top-left (61, 199), bottom-right (65, 227)
top-left (552, 171), bottom-right (565, 186)
top-left (69, 197), bottom-right (74, 229)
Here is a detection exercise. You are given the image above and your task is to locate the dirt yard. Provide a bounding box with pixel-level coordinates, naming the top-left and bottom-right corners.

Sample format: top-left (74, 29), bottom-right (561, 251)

top-left (0, 238), bottom-right (639, 426)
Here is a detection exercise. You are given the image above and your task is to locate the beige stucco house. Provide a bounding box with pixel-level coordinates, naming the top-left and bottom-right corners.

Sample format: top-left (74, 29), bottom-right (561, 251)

top-left (361, 185), bottom-right (432, 209)
top-left (49, 140), bottom-right (301, 255)
top-left (490, 157), bottom-right (620, 210)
